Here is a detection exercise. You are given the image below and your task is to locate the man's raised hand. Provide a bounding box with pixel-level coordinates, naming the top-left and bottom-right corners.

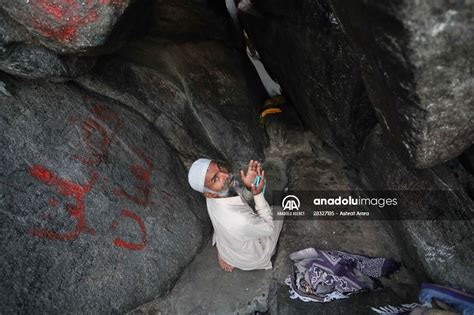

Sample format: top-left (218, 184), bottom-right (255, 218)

top-left (240, 159), bottom-right (262, 190)
top-left (250, 166), bottom-right (265, 196)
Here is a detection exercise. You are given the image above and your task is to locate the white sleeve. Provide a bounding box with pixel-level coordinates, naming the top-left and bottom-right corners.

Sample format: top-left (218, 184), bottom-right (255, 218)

top-left (235, 192), bottom-right (274, 241)
top-left (236, 185), bottom-right (254, 203)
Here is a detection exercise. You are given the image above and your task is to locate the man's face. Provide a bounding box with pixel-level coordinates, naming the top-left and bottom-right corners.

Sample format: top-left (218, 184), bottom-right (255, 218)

top-left (204, 161), bottom-right (232, 197)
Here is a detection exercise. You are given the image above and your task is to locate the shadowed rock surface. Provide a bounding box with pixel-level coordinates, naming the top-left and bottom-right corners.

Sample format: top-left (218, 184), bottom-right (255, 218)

top-left (238, 0), bottom-right (377, 164)
top-left (76, 39), bottom-right (266, 169)
top-left (359, 125), bottom-right (474, 291)
top-left (329, 0), bottom-right (474, 168)
top-left (74, 0), bottom-right (267, 170)
top-left (237, 0), bottom-right (474, 298)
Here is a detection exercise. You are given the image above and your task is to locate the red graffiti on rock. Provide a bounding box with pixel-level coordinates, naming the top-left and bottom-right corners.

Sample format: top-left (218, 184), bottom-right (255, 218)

top-left (31, 0), bottom-right (129, 44)
top-left (112, 209), bottom-right (147, 251)
top-left (113, 148), bottom-right (155, 207)
top-left (29, 164), bottom-right (97, 240)
top-left (28, 103), bottom-right (151, 251)
top-left (32, 0), bottom-right (100, 44)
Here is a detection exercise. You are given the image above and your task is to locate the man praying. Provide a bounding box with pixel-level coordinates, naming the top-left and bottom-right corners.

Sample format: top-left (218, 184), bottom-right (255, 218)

top-left (187, 158), bottom-right (284, 272)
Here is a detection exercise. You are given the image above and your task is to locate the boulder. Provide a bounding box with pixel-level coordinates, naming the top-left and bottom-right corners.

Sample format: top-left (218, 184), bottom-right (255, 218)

top-left (0, 9), bottom-right (96, 81)
top-left (329, 0), bottom-right (474, 168)
top-left (0, 0), bottom-right (141, 54)
top-left (0, 73), bottom-right (211, 313)
top-left (359, 125), bottom-right (474, 291)
top-left (238, 0), bottom-right (377, 164)
top-left (0, 0), bottom-right (149, 80)
top-left (76, 40), bottom-right (266, 171)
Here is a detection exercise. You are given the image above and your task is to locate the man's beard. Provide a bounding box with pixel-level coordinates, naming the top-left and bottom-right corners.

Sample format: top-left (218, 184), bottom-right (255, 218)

top-left (215, 173), bottom-right (240, 197)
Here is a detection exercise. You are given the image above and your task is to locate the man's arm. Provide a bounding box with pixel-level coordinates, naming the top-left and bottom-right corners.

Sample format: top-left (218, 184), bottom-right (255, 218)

top-left (234, 160), bottom-right (274, 241)
top-left (236, 184), bottom-right (254, 204)
top-left (235, 192), bottom-right (274, 241)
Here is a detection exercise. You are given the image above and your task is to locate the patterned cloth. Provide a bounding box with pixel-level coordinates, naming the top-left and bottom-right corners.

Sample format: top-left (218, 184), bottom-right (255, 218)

top-left (371, 283), bottom-right (474, 314)
top-left (285, 247), bottom-right (400, 303)
top-left (419, 283), bottom-right (474, 315)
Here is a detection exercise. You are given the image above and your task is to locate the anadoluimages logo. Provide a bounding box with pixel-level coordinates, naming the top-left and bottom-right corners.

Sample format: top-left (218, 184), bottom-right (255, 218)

top-left (282, 195), bottom-right (300, 211)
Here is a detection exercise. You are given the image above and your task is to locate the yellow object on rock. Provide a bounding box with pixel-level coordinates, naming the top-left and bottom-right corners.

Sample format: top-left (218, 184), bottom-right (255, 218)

top-left (260, 107), bottom-right (282, 124)
top-left (260, 107), bottom-right (282, 118)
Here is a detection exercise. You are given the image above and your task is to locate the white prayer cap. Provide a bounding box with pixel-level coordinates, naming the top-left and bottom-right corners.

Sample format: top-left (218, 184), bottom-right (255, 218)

top-left (188, 158), bottom-right (212, 193)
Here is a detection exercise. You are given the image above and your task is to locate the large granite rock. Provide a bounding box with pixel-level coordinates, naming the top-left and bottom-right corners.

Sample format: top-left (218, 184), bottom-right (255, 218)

top-left (359, 125), bottom-right (474, 291)
top-left (76, 40), bottom-right (266, 170)
top-left (75, 0), bottom-right (267, 170)
top-left (0, 0), bottom-right (140, 54)
top-left (0, 0), bottom-right (148, 80)
top-left (238, 0), bottom-right (377, 164)
top-left (0, 9), bottom-right (96, 81)
top-left (329, 0), bottom-right (474, 168)
top-left (0, 74), bottom-right (212, 313)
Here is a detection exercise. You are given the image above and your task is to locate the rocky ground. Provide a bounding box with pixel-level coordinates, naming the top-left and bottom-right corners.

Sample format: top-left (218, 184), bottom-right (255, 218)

top-left (130, 106), bottom-right (420, 314)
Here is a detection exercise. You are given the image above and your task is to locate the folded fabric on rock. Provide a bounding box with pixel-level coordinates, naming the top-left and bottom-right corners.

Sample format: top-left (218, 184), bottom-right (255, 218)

top-left (370, 282), bottom-right (474, 314)
top-left (419, 283), bottom-right (474, 315)
top-left (285, 247), bottom-right (401, 303)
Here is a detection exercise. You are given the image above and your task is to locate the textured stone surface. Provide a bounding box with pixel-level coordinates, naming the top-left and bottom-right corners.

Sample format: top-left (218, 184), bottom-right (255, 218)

top-left (0, 42), bottom-right (96, 81)
top-left (0, 0), bottom-right (136, 54)
top-left (147, 0), bottom-right (232, 43)
top-left (359, 125), bottom-right (474, 291)
top-left (129, 243), bottom-right (273, 315)
top-left (330, 0), bottom-right (474, 168)
top-left (75, 0), bottom-right (267, 171)
top-left (76, 40), bottom-right (266, 170)
top-left (0, 9), bottom-right (96, 80)
top-left (0, 74), bottom-right (212, 313)
top-left (268, 282), bottom-right (404, 315)
top-left (238, 0), bottom-right (377, 164)
top-left (0, 0), bottom-right (149, 80)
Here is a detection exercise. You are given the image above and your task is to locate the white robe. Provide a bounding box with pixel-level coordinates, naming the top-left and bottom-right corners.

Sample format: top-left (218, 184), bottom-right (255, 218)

top-left (206, 188), bottom-right (284, 270)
